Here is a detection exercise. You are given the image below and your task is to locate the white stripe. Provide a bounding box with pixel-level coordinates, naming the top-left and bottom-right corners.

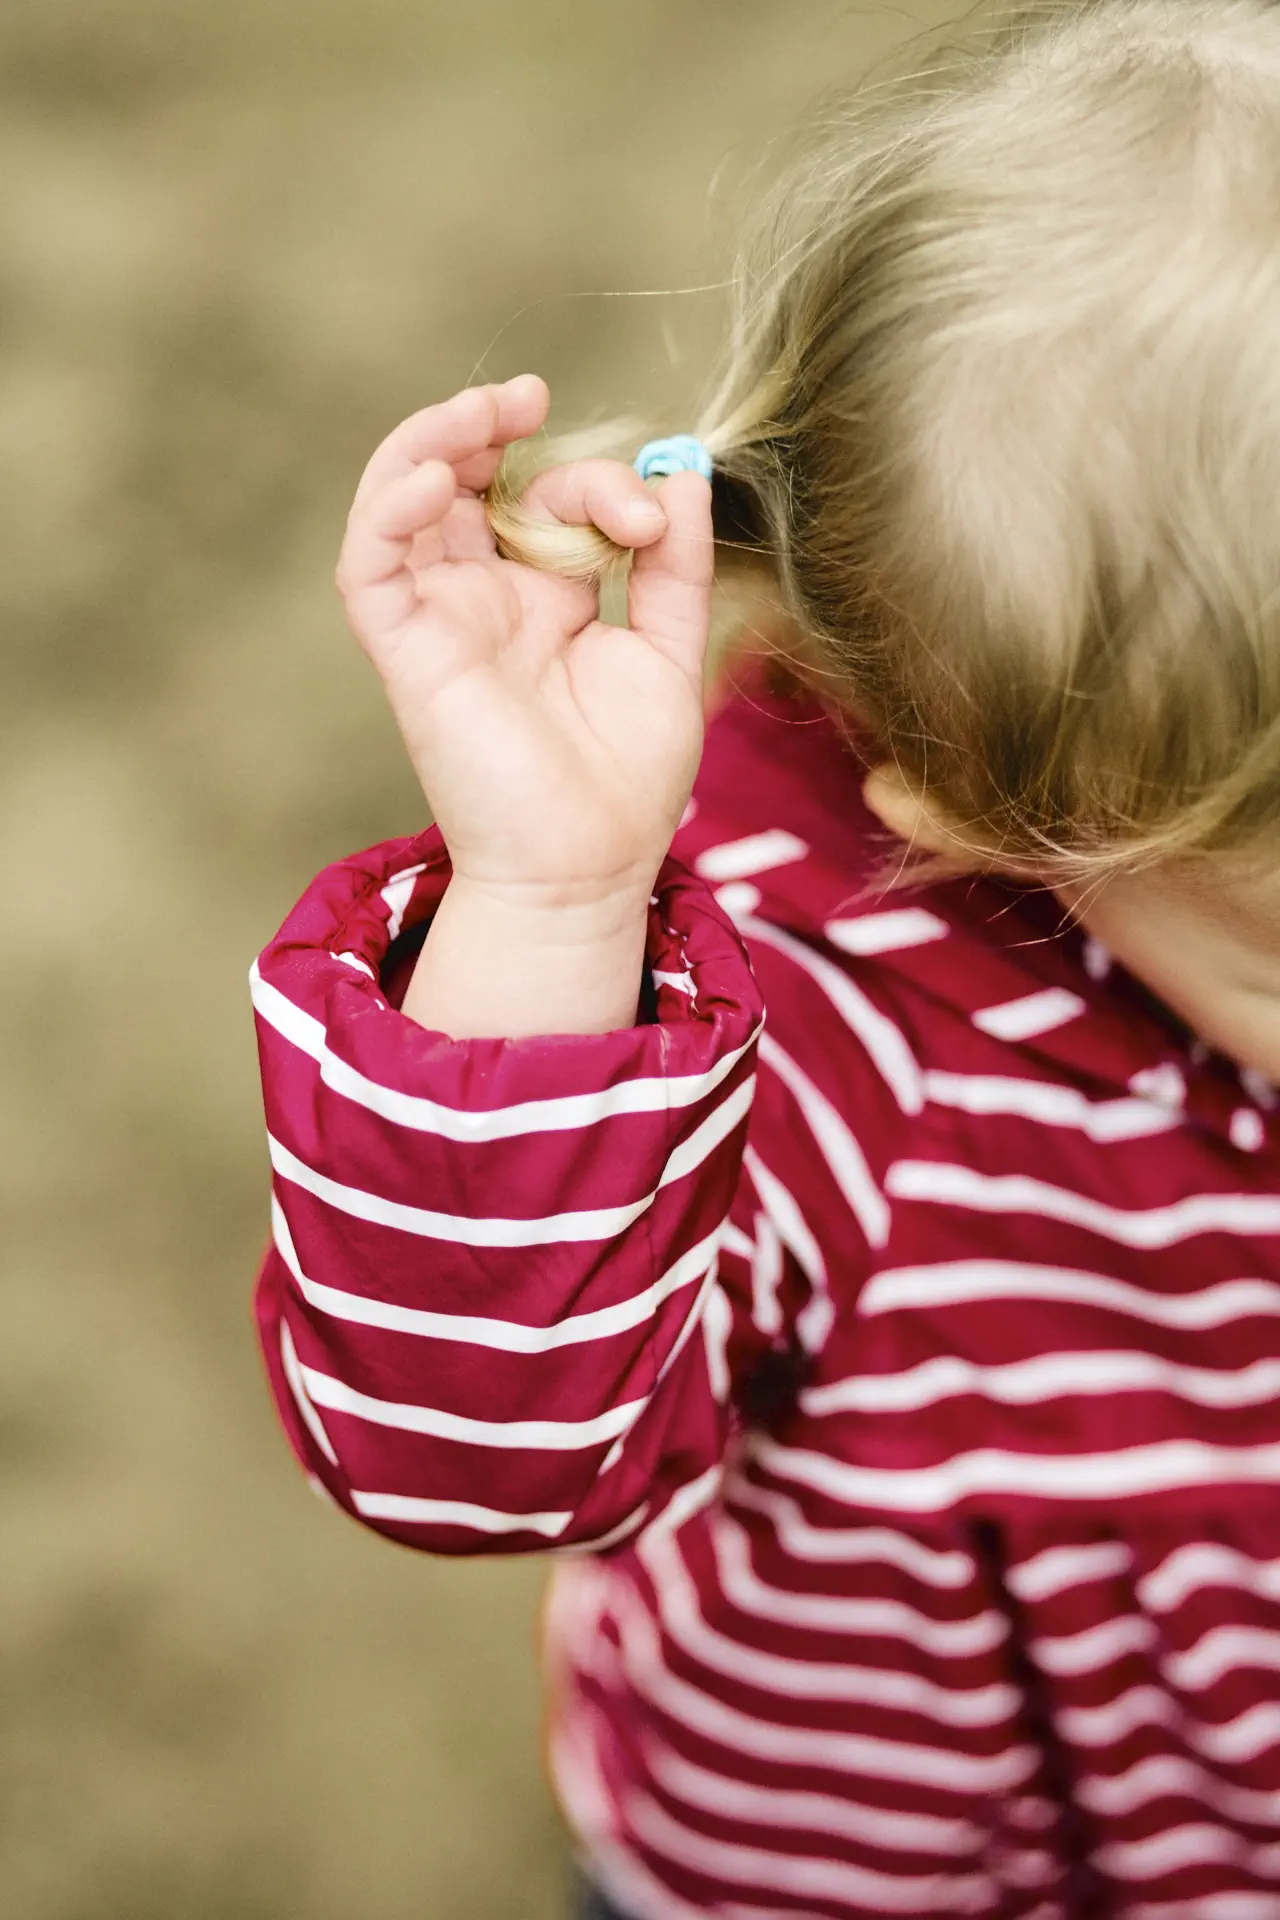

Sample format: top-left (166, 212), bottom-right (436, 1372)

top-left (862, 1258), bottom-right (1280, 1329)
top-left (1241, 1067), bottom-right (1279, 1111)
top-left (661, 1073), bottom-right (756, 1185)
top-left (266, 1073), bottom-right (752, 1249)
top-left (300, 1361), bottom-right (643, 1449)
top-left (1007, 1539), bottom-right (1132, 1604)
top-left (279, 1321), bottom-right (338, 1465)
top-left (738, 914), bottom-right (924, 1113)
top-left (923, 1069), bottom-right (1179, 1141)
top-left (972, 987), bottom-right (1086, 1042)
top-left (274, 1194), bottom-right (720, 1352)
top-left (624, 1790), bottom-right (993, 1913)
top-left (636, 1462), bottom-right (725, 1544)
top-left (640, 1530), bottom-right (1019, 1728)
top-left (643, 1740), bottom-right (981, 1857)
top-left (758, 1031), bottom-right (889, 1247)
top-left (547, 1695), bottom-right (617, 1847)
top-left (802, 1349), bottom-right (1280, 1418)
top-left (270, 1190), bottom-right (307, 1282)
top-left (330, 949), bottom-right (377, 979)
top-left (1131, 1897), bottom-right (1280, 1920)
top-left (380, 863), bottom-right (426, 942)
top-left (1166, 1624), bottom-right (1280, 1693)
top-left (1231, 1107), bottom-right (1266, 1153)
top-left (651, 969), bottom-right (694, 996)
top-left (250, 959), bottom-right (759, 1142)
top-left (715, 881), bottom-right (761, 917)
top-left (1129, 1064), bottom-right (1187, 1110)
top-left (1083, 937), bottom-right (1112, 980)
top-left (1193, 1700), bottom-right (1280, 1766)
top-left (1140, 1542), bottom-right (1280, 1614)
top-left (702, 1280), bottom-right (732, 1402)
top-left (596, 1262), bottom-right (724, 1475)
top-left (723, 1210), bottom-right (785, 1336)
top-left (718, 1220), bottom-right (756, 1261)
top-left (1099, 1823), bottom-right (1280, 1884)
top-left (694, 830), bottom-right (808, 882)
top-left (885, 1163), bottom-right (1280, 1247)
top-left (1031, 1614), bottom-right (1153, 1677)
top-left (349, 1489), bottom-right (570, 1535)
top-left (1078, 1752), bottom-right (1280, 1826)
top-left (710, 1513), bottom-right (1006, 1656)
top-left (1058, 1688), bottom-right (1280, 1768)
top-left (742, 1147), bottom-right (826, 1284)
top-left (555, 1502), bottom-right (651, 1556)
top-left (652, 1261), bottom-right (723, 1399)
top-left (270, 1129), bottom-right (649, 1245)
top-left (729, 1476), bottom-right (976, 1588)
top-left (752, 1433), bottom-right (1280, 1513)
top-left (748, 1211), bottom-right (784, 1337)
top-left (610, 1586), bottom-right (1034, 1795)
top-left (1055, 1684), bottom-right (1176, 1748)
top-left (824, 908), bottom-right (949, 956)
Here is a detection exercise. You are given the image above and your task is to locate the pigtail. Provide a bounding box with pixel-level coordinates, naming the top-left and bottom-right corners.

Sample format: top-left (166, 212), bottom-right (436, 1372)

top-left (483, 362), bottom-right (795, 585)
top-left (493, 0), bottom-right (1280, 881)
top-left (485, 453), bottom-right (622, 583)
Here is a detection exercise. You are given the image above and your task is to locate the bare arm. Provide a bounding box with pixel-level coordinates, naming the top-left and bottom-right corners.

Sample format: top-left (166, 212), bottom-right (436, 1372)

top-left (400, 878), bottom-right (648, 1038)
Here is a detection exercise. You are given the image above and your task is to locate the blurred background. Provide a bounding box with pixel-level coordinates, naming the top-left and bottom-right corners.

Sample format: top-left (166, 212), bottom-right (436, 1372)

top-left (0, 3), bottom-right (958, 1914)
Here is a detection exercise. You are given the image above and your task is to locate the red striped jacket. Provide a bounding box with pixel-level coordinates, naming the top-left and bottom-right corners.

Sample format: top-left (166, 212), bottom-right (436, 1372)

top-left (252, 675), bottom-right (1280, 1919)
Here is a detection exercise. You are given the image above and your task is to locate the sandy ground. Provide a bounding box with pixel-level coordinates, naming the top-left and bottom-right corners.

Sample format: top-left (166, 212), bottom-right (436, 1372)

top-left (0, 4), bottom-right (960, 1914)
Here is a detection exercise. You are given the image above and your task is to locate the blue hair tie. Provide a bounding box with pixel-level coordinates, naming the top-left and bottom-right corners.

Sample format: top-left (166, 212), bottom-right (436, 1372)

top-left (634, 434), bottom-right (714, 483)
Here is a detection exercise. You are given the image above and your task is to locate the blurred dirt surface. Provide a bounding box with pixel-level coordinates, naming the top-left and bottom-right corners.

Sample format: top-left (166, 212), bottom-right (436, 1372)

top-left (0, 2), bottom-right (959, 1915)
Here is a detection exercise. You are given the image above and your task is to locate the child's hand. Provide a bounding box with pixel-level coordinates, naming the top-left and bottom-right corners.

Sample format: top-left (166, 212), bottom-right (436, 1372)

top-left (337, 376), bottom-right (714, 930)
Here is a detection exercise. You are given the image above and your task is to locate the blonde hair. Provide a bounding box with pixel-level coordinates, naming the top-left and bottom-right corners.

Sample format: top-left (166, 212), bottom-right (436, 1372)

top-left (489, 0), bottom-right (1280, 881)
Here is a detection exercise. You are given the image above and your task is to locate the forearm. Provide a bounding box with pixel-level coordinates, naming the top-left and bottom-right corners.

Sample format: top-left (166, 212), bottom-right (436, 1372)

top-left (401, 874), bottom-right (651, 1038)
top-left (252, 825), bottom-right (765, 1556)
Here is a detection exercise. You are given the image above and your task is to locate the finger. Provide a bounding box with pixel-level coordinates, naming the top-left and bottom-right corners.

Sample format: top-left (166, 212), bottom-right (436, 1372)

top-left (438, 494), bottom-right (501, 563)
top-left (521, 458), bottom-right (667, 549)
top-left (626, 471), bottom-right (714, 673)
top-left (345, 460), bottom-right (457, 582)
top-left (338, 460), bottom-right (456, 634)
top-left (351, 375), bottom-right (549, 511)
top-left (404, 494), bottom-right (493, 577)
top-left (350, 376), bottom-right (545, 511)
top-left (451, 373), bottom-right (552, 491)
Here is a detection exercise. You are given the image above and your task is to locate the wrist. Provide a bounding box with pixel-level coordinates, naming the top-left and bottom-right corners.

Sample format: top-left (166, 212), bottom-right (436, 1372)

top-left (401, 872), bottom-right (653, 1040)
top-left (442, 870), bottom-right (658, 947)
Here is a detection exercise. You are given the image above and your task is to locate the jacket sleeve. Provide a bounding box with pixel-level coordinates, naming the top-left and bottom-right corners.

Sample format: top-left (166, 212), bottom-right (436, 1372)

top-left (249, 825), bottom-right (766, 1556)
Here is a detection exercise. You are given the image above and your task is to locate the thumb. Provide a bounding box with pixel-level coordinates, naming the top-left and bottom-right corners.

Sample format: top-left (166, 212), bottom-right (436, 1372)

top-left (626, 470), bottom-right (714, 674)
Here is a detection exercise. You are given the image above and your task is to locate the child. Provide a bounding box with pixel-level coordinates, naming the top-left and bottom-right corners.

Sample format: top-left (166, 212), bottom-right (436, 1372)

top-left (250, 1), bottom-right (1280, 1912)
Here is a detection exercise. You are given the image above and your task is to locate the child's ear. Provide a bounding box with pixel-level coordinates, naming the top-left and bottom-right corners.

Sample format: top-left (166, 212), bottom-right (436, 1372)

top-left (861, 764), bottom-right (989, 875)
top-left (863, 764), bottom-right (953, 851)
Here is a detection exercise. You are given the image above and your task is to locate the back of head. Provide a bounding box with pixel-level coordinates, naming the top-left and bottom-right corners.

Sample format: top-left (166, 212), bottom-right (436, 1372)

top-left (497, 0), bottom-right (1280, 880)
